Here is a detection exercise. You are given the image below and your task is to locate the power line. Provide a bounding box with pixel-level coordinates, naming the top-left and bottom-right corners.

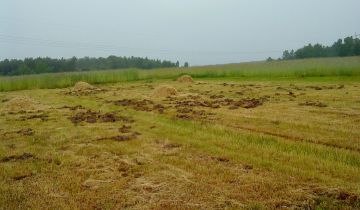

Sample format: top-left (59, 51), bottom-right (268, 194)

top-left (0, 34), bottom-right (283, 56)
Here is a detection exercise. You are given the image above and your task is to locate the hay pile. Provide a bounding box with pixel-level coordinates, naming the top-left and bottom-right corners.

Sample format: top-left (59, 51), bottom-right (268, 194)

top-left (72, 81), bottom-right (97, 92)
top-left (177, 75), bottom-right (194, 83)
top-left (2, 96), bottom-right (46, 113)
top-left (151, 85), bottom-right (178, 98)
top-left (70, 81), bottom-right (101, 95)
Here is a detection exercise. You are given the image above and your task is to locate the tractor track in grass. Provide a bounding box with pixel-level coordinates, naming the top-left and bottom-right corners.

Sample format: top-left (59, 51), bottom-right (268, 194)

top-left (230, 124), bottom-right (360, 153)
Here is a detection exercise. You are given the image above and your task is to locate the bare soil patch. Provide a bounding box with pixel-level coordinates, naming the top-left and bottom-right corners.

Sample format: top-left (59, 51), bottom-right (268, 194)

top-left (1, 153), bottom-right (36, 163)
top-left (119, 125), bottom-right (132, 133)
top-left (299, 101), bottom-right (327, 108)
top-left (306, 85), bottom-right (345, 91)
top-left (114, 99), bottom-right (165, 113)
top-left (69, 110), bottom-right (133, 125)
top-left (229, 97), bottom-right (268, 109)
top-left (12, 172), bottom-right (34, 181)
top-left (3, 128), bottom-right (35, 137)
top-left (17, 128), bottom-right (34, 136)
top-left (19, 113), bottom-right (49, 121)
top-left (59, 105), bottom-right (85, 111)
top-left (310, 187), bottom-right (360, 206)
top-left (97, 132), bottom-right (141, 142)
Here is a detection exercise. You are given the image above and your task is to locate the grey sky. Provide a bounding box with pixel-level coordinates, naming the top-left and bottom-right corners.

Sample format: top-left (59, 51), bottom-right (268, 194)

top-left (1, 0), bottom-right (359, 65)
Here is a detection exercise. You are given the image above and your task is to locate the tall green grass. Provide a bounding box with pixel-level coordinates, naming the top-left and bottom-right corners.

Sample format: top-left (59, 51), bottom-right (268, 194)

top-left (1, 56), bottom-right (360, 91)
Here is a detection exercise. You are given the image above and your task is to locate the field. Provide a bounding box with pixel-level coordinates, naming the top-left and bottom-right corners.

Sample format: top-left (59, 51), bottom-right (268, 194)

top-left (1, 56), bottom-right (360, 92)
top-left (0, 57), bottom-right (360, 209)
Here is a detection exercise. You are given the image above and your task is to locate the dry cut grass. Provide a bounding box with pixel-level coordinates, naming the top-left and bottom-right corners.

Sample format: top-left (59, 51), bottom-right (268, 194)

top-left (0, 77), bottom-right (359, 209)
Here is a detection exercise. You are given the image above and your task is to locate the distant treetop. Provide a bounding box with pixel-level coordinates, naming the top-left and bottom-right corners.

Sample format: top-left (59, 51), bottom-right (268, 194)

top-left (0, 56), bottom-right (186, 76)
top-left (282, 36), bottom-right (360, 60)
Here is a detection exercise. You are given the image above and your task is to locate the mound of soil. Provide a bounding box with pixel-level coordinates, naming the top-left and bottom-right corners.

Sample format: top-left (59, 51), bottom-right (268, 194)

top-left (177, 75), bottom-right (194, 83)
top-left (151, 85), bottom-right (178, 98)
top-left (2, 96), bottom-right (46, 113)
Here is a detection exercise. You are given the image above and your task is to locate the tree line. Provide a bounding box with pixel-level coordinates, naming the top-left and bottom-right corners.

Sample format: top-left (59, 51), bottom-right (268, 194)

top-left (282, 36), bottom-right (360, 60)
top-left (0, 56), bottom-right (188, 76)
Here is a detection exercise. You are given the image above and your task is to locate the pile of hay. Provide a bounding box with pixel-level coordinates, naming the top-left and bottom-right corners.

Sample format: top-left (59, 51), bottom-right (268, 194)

top-left (70, 81), bottom-right (101, 95)
top-left (151, 85), bottom-right (178, 98)
top-left (72, 81), bottom-right (97, 92)
top-left (2, 96), bottom-right (46, 113)
top-left (177, 75), bottom-right (194, 83)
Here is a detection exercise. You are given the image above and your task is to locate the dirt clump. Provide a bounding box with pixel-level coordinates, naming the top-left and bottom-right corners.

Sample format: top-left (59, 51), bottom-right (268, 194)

top-left (163, 143), bottom-right (182, 150)
top-left (236, 98), bottom-right (266, 109)
top-left (176, 114), bottom-right (192, 120)
top-left (176, 108), bottom-right (193, 113)
top-left (2, 96), bottom-right (47, 113)
top-left (111, 135), bottom-right (132, 141)
top-left (177, 75), bottom-right (194, 83)
top-left (97, 123), bottom-right (140, 142)
top-left (13, 172), bottom-right (33, 181)
top-left (174, 99), bottom-right (221, 109)
top-left (338, 85), bottom-right (345, 89)
top-left (176, 109), bottom-right (214, 120)
top-left (288, 91), bottom-right (296, 97)
top-left (213, 156), bottom-right (230, 162)
top-left (227, 97), bottom-right (267, 109)
top-left (69, 110), bottom-right (131, 124)
top-left (114, 99), bottom-right (166, 113)
top-left (3, 128), bottom-right (35, 137)
top-left (151, 85), bottom-right (178, 98)
top-left (98, 132), bottom-right (141, 142)
top-left (243, 164), bottom-right (253, 170)
top-left (153, 104), bottom-right (165, 113)
top-left (114, 99), bottom-right (154, 112)
top-left (306, 85), bottom-right (323, 90)
top-left (1, 153), bottom-right (36, 162)
top-left (119, 125), bottom-right (132, 133)
top-left (100, 113), bottom-right (120, 122)
top-left (306, 85), bottom-right (342, 91)
top-left (311, 187), bottom-right (359, 205)
top-left (60, 105), bottom-right (85, 111)
top-left (210, 95), bottom-right (225, 99)
top-left (20, 113), bottom-right (49, 121)
top-left (299, 101), bottom-right (327, 108)
top-left (17, 128), bottom-right (35, 136)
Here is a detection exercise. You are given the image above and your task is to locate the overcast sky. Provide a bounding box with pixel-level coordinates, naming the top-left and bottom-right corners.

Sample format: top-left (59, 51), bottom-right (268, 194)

top-left (1, 0), bottom-right (359, 65)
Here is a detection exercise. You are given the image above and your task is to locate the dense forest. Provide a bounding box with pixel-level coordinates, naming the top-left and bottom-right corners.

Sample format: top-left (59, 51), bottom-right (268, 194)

top-left (0, 56), bottom-right (183, 76)
top-left (282, 36), bottom-right (360, 60)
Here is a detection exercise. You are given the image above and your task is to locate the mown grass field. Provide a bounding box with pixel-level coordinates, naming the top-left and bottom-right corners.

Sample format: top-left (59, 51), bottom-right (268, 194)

top-left (0, 57), bottom-right (360, 209)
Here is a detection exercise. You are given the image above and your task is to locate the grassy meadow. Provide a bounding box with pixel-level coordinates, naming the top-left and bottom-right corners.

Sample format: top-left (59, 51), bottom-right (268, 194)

top-left (1, 56), bottom-right (360, 92)
top-left (0, 56), bottom-right (360, 209)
